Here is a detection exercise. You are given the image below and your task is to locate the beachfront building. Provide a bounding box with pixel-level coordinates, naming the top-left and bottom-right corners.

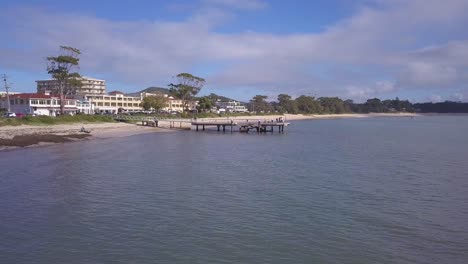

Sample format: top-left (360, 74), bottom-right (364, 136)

top-left (140, 92), bottom-right (198, 112)
top-left (36, 76), bottom-right (106, 96)
top-left (215, 100), bottom-right (248, 113)
top-left (76, 99), bottom-right (95, 114)
top-left (166, 97), bottom-right (198, 112)
top-left (0, 91), bottom-right (20, 96)
top-left (0, 93), bottom-right (79, 116)
top-left (83, 91), bottom-right (142, 114)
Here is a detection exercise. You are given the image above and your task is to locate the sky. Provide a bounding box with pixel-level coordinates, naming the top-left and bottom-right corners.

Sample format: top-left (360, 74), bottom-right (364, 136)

top-left (0, 0), bottom-right (467, 102)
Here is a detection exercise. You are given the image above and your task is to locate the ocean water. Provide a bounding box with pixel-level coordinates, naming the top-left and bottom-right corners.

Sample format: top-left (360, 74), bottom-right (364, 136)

top-left (1, 116), bottom-right (467, 263)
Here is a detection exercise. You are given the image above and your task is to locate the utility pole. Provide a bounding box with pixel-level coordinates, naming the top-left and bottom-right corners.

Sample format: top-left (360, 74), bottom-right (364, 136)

top-left (2, 74), bottom-right (11, 112)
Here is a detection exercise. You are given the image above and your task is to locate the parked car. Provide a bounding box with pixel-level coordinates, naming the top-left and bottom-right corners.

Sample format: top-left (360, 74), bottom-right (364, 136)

top-left (3, 112), bottom-right (16, 118)
top-left (15, 113), bottom-right (25, 118)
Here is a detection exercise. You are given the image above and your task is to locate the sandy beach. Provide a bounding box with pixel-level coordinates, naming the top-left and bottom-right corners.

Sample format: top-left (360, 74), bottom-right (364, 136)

top-left (284, 112), bottom-right (419, 120)
top-left (0, 122), bottom-right (167, 150)
top-left (200, 112), bottom-right (419, 121)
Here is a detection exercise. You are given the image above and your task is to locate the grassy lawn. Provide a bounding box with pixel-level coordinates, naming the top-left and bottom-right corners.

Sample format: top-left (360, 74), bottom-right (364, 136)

top-left (0, 115), bottom-right (115, 126)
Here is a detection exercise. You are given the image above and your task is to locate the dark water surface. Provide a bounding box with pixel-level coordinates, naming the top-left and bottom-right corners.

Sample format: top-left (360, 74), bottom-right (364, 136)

top-left (1, 116), bottom-right (468, 263)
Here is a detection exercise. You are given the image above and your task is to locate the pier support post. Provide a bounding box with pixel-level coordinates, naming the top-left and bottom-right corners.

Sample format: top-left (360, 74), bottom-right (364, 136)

top-left (196, 125), bottom-right (199, 131)
top-left (203, 125), bottom-right (205, 131)
top-left (217, 125), bottom-right (220, 131)
top-left (223, 125), bottom-right (226, 132)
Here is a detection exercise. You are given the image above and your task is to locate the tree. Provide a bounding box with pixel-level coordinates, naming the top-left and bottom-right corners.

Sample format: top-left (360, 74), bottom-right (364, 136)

top-left (365, 98), bottom-right (386, 113)
top-left (197, 97), bottom-right (213, 112)
top-left (141, 95), bottom-right (168, 112)
top-left (318, 97), bottom-right (346, 114)
top-left (249, 95), bottom-right (273, 113)
top-left (47, 46), bottom-right (82, 115)
top-left (295, 95), bottom-right (322, 113)
top-left (168, 73), bottom-right (205, 111)
top-left (344, 99), bottom-right (354, 112)
top-left (277, 94), bottom-right (298, 114)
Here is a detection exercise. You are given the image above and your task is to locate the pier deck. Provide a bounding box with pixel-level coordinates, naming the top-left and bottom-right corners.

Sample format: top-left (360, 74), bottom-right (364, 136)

top-left (192, 118), bottom-right (289, 133)
top-left (113, 115), bottom-right (290, 133)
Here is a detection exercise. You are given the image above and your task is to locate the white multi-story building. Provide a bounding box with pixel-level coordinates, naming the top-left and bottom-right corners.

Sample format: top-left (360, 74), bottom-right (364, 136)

top-left (0, 93), bottom-right (80, 116)
top-left (76, 99), bottom-right (95, 114)
top-left (36, 76), bottom-right (106, 96)
top-left (84, 91), bottom-right (142, 114)
top-left (215, 100), bottom-right (248, 113)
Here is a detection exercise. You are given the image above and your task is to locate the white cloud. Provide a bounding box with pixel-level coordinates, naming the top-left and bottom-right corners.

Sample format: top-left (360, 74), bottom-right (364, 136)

top-left (398, 62), bottom-right (460, 87)
top-left (346, 81), bottom-right (398, 101)
top-left (0, 0), bottom-right (467, 101)
top-left (428, 94), bottom-right (443, 103)
top-left (448, 92), bottom-right (464, 102)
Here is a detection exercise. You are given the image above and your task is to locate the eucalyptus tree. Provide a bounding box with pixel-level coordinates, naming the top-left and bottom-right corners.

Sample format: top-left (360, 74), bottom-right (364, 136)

top-left (141, 95), bottom-right (168, 112)
top-left (168, 73), bottom-right (205, 111)
top-left (46, 46), bottom-right (82, 115)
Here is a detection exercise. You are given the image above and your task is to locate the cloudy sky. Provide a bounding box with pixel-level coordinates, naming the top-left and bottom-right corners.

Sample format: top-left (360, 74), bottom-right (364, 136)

top-left (1, 0), bottom-right (467, 102)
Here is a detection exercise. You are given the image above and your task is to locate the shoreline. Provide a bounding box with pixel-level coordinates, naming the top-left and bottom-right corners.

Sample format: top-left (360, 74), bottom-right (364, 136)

top-left (0, 122), bottom-right (169, 151)
top-left (197, 112), bottom-right (420, 122)
top-left (285, 112), bottom-right (419, 120)
top-left (0, 112), bottom-right (430, 151)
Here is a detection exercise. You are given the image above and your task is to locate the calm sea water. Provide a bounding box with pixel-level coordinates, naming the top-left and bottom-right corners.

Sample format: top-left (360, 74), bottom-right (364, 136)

top-left (1, 116), bottom-right (467, 263)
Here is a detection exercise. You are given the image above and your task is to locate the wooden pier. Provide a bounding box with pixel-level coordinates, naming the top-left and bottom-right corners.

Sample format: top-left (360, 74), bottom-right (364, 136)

top-left (192, 118), bottom-right (289, 133)
top-left (113, 115), bottom-right (290, 133)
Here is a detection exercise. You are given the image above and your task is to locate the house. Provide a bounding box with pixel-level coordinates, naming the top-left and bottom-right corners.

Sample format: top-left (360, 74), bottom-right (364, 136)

top-left (0, 93), bottom-right (79, 116)
top-left (215, 100), bottom-right (248, 113)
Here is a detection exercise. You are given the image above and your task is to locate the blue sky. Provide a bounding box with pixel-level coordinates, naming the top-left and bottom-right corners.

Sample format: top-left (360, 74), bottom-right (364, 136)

top-left (1, 0), bottom-right (467, 102)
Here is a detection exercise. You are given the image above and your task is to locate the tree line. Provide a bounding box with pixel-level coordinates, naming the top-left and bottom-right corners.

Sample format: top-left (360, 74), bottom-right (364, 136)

top-left (246, 94), bottom-right (468, 114)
